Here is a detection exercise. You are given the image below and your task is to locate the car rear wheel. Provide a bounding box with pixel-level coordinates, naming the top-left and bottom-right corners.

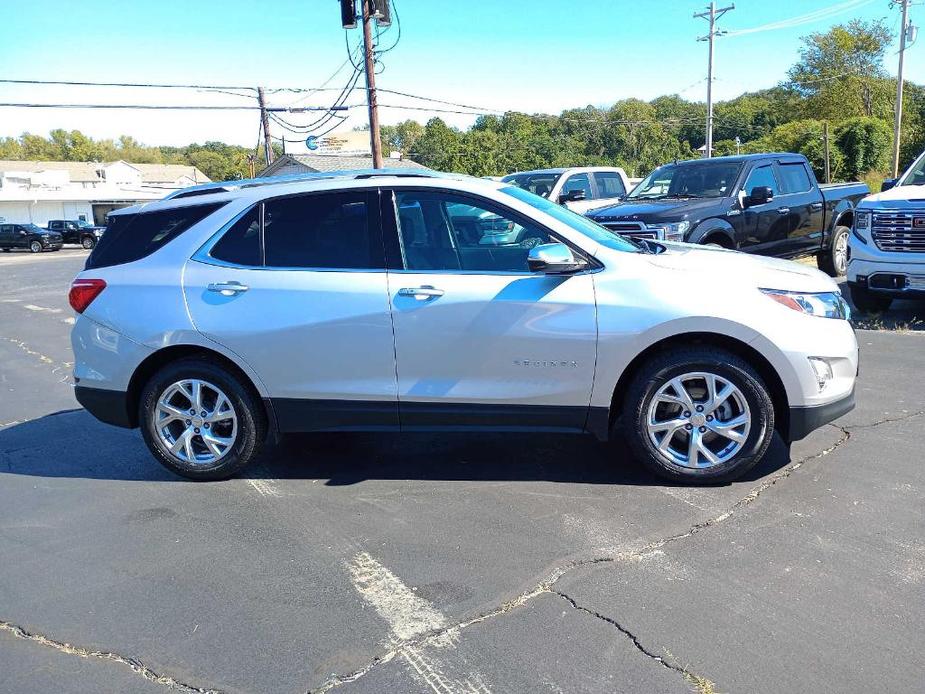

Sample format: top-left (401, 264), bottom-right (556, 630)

top-left (621, 347), bottom-right (775, 484)
top-left (139, 358), bottom-right (266, 481)
top-left (849, 283), bottom-right (892, 313)
top-left (29, 241), bottom-right (43, 253)
top-left (817, 225), bottom-right (849, 277)
top-left (81, 236), bottom-right (96, 249)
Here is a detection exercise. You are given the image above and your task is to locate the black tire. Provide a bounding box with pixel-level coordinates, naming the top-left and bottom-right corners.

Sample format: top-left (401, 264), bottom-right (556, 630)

top-left (849, 283), bottom-right (892, 313)
top-left (29, 241), bottom-right (43, 254)
top-left (620, 346), bottom-right (775, 484)
top-left (139, 357), bottom-right (267, 481)
top-left (81, 236), bottom-right (96, 249)
top-left (817, 225), bottom-right (849, 277)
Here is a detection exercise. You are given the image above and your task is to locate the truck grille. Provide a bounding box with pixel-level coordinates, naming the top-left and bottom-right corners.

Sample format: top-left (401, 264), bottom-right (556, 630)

top-left (871, 211), bottom-right (925, 253)
top-left (601, 221), bottom-right (656, 239)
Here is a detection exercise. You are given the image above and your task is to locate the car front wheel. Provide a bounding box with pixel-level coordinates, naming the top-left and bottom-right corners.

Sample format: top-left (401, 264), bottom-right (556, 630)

top-left (81, 236), bottom-right (96, 249)
top-left (30, 241), bottom-right (43, 253)
top-left (621, 347), bottom-right (775, 483)
top-left (139, 358), bottom-right (267, 480)
top-left (849, 283), bottom-right (892, 313)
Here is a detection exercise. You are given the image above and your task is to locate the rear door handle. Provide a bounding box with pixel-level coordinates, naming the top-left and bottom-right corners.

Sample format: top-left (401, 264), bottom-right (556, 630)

top-left (207, 281), bottom-right (249, 296)
top-left (777, 207), bottom-right (790, 214)
top-left (398, 286), bottom-right (444, 299)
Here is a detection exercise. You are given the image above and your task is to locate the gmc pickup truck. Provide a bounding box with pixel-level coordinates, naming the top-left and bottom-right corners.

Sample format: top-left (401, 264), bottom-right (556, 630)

top-left (847, 148), bottom-right (925, 311)
top-left (501, 167), bottom-right (632, 214)
top-left (46, 219), bottom-right (105, 249)
top-left (586, 153), bottom-right (869, 276)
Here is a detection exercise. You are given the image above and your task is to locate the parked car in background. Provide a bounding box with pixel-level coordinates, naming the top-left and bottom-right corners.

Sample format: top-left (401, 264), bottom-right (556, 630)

top-left (0, 223), bottom-right (63, 253)
top-left (501, 167), bottom-right (631, 213)
top-left (847, 149), bottom-right (925, 311)
top-left (70, 170), bottom-right (856, 485)
top-left (585, 154), bottom-right (869, 276)
top-left (46, 219), bottom-right (105, 249)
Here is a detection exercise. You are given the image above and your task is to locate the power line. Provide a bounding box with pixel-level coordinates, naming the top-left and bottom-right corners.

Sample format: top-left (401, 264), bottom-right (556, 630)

top-left (727, 0), bottom-right (876, 37)
top-left (0, 102), bottom-right (352, 111)
top-left (0, 78), bottom-right (256, 91)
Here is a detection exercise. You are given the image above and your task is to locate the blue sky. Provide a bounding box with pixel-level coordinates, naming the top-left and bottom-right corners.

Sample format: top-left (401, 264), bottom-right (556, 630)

top-left (0, 0), bottom-right (918, 151)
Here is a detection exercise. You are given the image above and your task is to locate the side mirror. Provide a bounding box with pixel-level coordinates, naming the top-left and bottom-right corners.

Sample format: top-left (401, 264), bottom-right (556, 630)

top-left (527, 243), bottom-right (589, 274)
top-left (745, 186), bottom-right (773, 207)
top-left (881, 178), bottom-right (897, 192)
top-left (558, 189), bottom-right (587, 204)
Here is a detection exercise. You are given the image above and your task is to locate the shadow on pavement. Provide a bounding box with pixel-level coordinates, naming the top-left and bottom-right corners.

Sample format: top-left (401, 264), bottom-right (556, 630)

top-left (1, 408), bottom-right (794, 487)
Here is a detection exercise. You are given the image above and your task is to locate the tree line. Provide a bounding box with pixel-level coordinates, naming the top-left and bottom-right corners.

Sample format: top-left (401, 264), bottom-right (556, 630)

top-left (383, 20), bottom-right (924, 188)
top-left (0, 20), bottom-right (921, 188)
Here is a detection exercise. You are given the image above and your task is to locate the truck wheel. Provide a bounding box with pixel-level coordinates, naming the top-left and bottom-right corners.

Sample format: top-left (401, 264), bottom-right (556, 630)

top-left (81, 236), bottom-right (96, 249)
top-left (139, 358), bottom-right (267, 481)
top-left (817, 226), bottom-right (849, 277)
top-left (29, 241), bottom-right (43, 253)
top-left (620, 346), bottom-right (775, 484)
top-left (849, 283), bottom-right (891, 313)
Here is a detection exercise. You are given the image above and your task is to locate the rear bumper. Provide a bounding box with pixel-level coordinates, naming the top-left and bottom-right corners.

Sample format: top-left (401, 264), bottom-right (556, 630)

top-left (74, 385), bottom-right (134, 428)
top-left (787, 387), bottom-right (855, 441)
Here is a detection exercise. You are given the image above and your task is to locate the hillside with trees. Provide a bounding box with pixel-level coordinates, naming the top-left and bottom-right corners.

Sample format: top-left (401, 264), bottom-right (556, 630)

top-left (0, 20), bottom-right (921, 187)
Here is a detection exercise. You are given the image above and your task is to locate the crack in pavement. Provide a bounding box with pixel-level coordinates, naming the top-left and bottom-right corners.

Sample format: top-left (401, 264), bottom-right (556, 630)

top-left (550, 589), bottom-right (714, 692)
top-left (0, 336), bottom-right (74, 386)
top-left (0, 621), bottom-right (222, 694)
top-left (310, 424), bottom-right (856, 693)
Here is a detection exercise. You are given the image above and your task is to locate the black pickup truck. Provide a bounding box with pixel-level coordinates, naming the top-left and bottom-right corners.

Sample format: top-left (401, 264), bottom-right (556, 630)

top-left (586, 153), bottom-right (869, 276)
top-left (46, 219), bottom-right (105, 249)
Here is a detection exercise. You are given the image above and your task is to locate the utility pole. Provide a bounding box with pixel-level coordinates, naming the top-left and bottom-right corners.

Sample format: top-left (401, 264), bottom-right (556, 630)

top-left (823, 121), bottom-right (831, 184)
top-left (257, 86), bottom-right (274, 167)
top-left (891, 0), bottom-right (911, 178)
top-left (695, 2), bottom-right (734, 159)
top-left (361, 0), bottom-right (384, 168)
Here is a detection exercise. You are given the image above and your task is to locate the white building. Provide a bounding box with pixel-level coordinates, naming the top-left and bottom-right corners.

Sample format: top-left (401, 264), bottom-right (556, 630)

top-left (0, 160), bottom-right (209, 226)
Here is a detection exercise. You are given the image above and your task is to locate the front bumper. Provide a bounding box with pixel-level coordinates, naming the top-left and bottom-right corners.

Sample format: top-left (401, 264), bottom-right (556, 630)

top-left (787, 387), bottom-right (855, 441)
top-left (74, 385), bottom-right (134, 428)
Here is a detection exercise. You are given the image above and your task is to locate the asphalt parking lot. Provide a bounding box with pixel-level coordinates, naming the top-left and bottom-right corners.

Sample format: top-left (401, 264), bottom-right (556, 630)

top-left (1, 249), bottom-right (923, 694)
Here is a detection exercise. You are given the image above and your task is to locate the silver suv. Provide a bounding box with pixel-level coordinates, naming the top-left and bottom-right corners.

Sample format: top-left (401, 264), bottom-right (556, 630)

top-left (70, 170), bottom-right (858, 483)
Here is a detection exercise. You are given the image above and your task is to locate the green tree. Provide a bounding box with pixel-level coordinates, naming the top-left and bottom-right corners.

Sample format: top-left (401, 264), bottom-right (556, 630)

top-left (834, 117), bottom-right (892, 179)
top-left (787, 20), bottom-right (893, 120)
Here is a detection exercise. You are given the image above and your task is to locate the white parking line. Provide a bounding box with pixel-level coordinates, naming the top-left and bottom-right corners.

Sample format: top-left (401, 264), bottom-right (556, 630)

top-left (347, 552), bottom-right (491, 694)
top-left (23, 304), bottom-right (63, 314)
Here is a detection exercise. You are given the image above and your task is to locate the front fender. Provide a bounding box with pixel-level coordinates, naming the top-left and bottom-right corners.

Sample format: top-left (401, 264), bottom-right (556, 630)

top-left (688, 217), bottom-right (737, 247)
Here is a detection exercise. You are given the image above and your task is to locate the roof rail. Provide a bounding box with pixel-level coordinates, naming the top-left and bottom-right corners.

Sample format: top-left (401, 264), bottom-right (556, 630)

top-left (164, 168), bottom-right (444, 200)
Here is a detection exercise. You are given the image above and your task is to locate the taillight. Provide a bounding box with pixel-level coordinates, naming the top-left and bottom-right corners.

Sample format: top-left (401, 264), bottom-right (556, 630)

top-left (69, 279), bottom-right (106, 313)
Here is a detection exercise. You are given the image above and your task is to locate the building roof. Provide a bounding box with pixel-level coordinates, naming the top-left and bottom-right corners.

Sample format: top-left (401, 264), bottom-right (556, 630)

top-left (0, 160), bottom-right (210, 185)
top-left (260, 153), bottom-right (428, 177)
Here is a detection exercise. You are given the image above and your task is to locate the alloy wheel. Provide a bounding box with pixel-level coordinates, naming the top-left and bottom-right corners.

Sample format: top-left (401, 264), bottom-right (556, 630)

top-left (154, 378), bottom-right (238, 465)
top-left (646, 371), bottom-right (751, 469)
top-left (834, 231), bottom-right (848, 275)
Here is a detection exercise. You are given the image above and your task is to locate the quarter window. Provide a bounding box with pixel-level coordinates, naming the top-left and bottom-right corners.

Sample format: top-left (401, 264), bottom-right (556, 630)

top-left (263, 192), bottom-right (381, 269)
top-left (211, 207), bottom-right (261, 266)
top-left (777, 163), bottom-right (812, 193)
top-left (395, 190), bottom-right (552, 273)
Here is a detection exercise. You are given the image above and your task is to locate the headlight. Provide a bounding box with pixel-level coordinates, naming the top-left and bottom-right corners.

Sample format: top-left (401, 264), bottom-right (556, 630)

top-left (645, 220), bottom-right (690, 242)
top-left (94, 229), bottom-right (104, 236)
top-left (855, 211), bottom-right (870, 230)
top-left (760, 289), bottom-right (851, 320)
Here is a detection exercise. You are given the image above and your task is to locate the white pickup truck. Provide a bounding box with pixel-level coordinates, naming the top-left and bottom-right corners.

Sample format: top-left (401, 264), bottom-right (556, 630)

top-left (501, 167), bottom-right (632, 214)
top-left (847, 149), bottom-right (925, 311)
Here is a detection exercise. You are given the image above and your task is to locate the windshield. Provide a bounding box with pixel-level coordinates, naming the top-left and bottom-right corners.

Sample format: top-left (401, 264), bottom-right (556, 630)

top-left (898, 150), bottom-right (925, 186)
top-left (23, 224), bottom-right (46, 233)
top-left (627, 161), bottom-right (741, 200)
top-left (500, 172), bottom-right (561, 199)
top-left (500, 185), bottom-right (641, 253)
top-left (75, 219), bottom-right (93, 228)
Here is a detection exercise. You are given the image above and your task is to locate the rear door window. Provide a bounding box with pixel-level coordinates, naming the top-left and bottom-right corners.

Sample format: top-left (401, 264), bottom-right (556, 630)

top-left (593, 172), bottom-right (626, 198)
top-left (561, 173), bottom-right (594, 199)
top-left (86, 203), bottom-right (224, 270)
top-left (263, 191), bottom-right (382, 269)
top-left (777, 163), bottom-right (813, 194)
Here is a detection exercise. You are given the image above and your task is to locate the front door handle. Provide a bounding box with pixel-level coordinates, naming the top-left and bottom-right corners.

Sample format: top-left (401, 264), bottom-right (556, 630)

top-left (777, 207), bottom-right (790, 215)
top-left (810, 202), bottom-right (823, 211)
top-left (398, 286), bottom-right (444, 299)
top-left (207, 281), bottom-right (249, 296)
